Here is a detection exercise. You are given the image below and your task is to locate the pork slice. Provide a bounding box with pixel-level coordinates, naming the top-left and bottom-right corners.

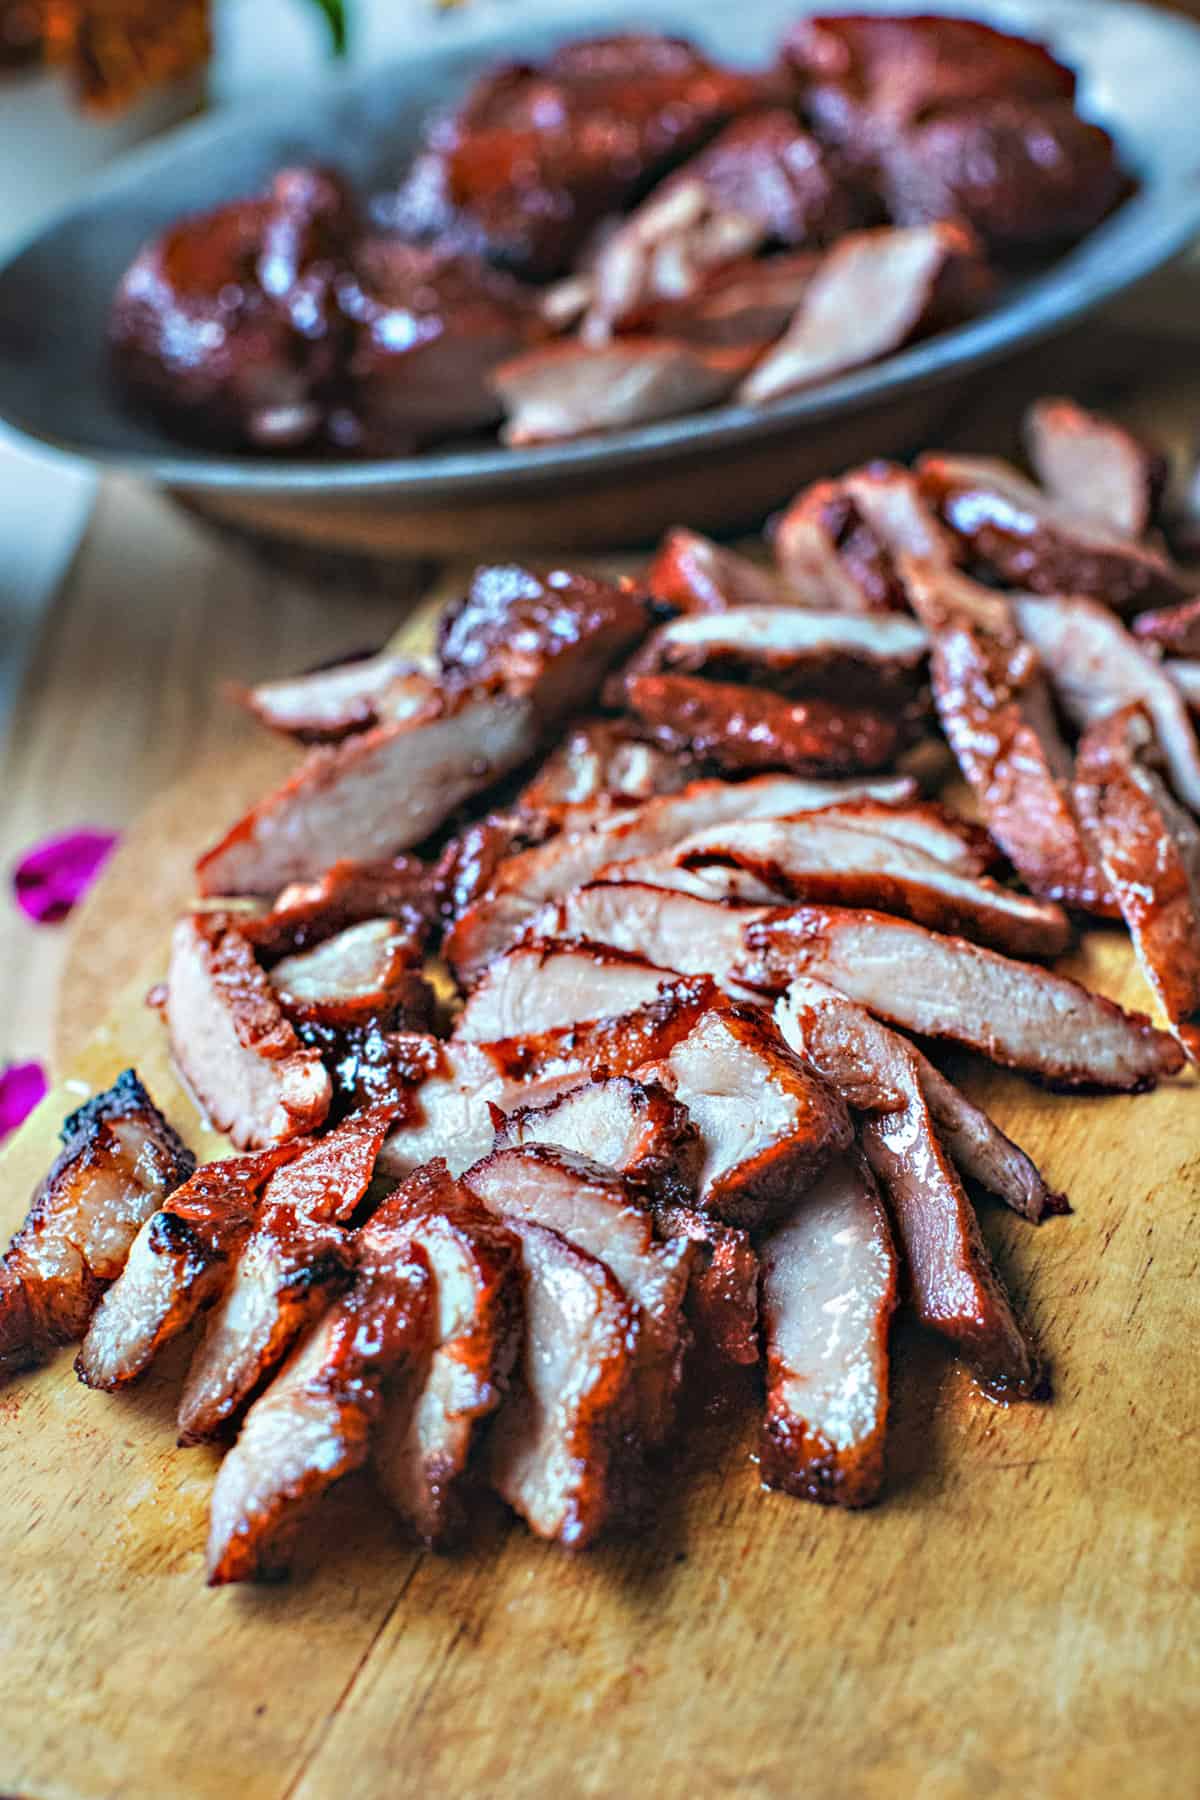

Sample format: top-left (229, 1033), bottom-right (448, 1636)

top-left (1075, 705), bottom-right (1200, 1062)
top-left (445, 770), bottom-right (915, 984)
top-left (453, 940), bottom-right (679, 1036)
top-left (638, 1001), bottom-right (852, 1228)
top-left (516, 719), bottom-right (694, 820)
top-left (538, 881), bottom-right (764, 986)
top-left (920, 453), bottom-right (1189, 613)
top-left (237, 855), bottom-right (435, 962)
top-left (646, 250), bottom-right (821, 350)
top-left (269, 919), bottom-right (433, 1031)
top-left (0, 1071), bottom-right (195, 1382)
top-left (621, 673), bottom-right (902, 775)
top-left (1011, 592), bottom-right (1200, 815)
top-left (653, 1203), bottom-right (758, 1366)
top-left (1025, 397), bottom-right (1167, 540)
top-left (163, 916), bottom-right (331, 1150)
top-left (760, 1151), bottom-right (897, 1504)
top-left (666, 815), bottom-right (1072, 957)
top-left (739, 222), bottom-right (988, 405)
top-left (646, 527), bottom-right (792, 614)
top-left (176, 1103), bottom-right (399, 1443)
top-left (779, 980), bottom-right (1038, 1393)
top-left (621, 605), bottom-right (928, 697)
top-left (492, 337), bottom-right (747, 445)
top-left (774, 981), bottom-right (1066, 1223)
top-left (904, 559), bottom-right (1115, 913)
top-left (236, 656), bottom-right (438, 744)
top-left (773, 461), bottom-right (958, 613)
top-left (743, 906), bottom-right (1183, 1091)
top-left (196, 689), bottom-right (538, 898)
top-left (467, 1145), bottom-right (692, 1449)
top-left (206, 1224), bottom-right (432, 1584)
top-left (370, 1163), bottom-right (522, 1546)
top-left (76, 1144), bottom-right (301, 1390)
top-left (1133, 595), bottom-right (1200, 660)
top-left (799, 798), bottom-right (997, 876)
top-left (496, 1076), bottom-right (701, 1204)
top-left (487, 1219), bottom-right (639, 1546)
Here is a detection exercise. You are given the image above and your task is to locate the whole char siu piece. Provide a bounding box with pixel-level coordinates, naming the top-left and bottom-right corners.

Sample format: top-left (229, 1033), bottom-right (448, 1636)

top-left (444, 772), bottom-right (916, 985)
top-left (646, 528), bottom-right (793, 614)
top-left (759, 1151), bottom-right (897, 1505)
top-left (370, 1162), bottom-right (522, 1547)
top-left (1133, 596), bottom-right (1200, 659)
top-left (492, 338), bottom-right (748, 445)
top-left (466, 1145), bottom-right (694, 1447)
top-left (196, 688), bottom-right (539, 898)
top-left (388, 32), bottom-right (775, 282)
top-left (237, 855), bottom-right (436, 963)
top-left (661, 814), bottom-right (1072, 957)
top-left (903, 559), bottom-right (1115, 914)
top-left (236, 655), bottom-right (437, 745)
top-left (268, 919), bottom-right (434, 1031)
top-left (1075, 705), bottom-right (1200, 1062)
top-left (176, 1103), bottom-right (400, 1444)
top-left (485, 1218), bottom-right (640, 1546)
top-left (163, 916), bottom-right (331, 1150)
top-left (773, 461), bottom-right (959, 612)
top-left (1010, 592), bottom-right (1200, 815)
top-left (620, 673), bottom-right (902, 776)
top-left (773, 982), bottom-right (1066, 1223)
top-left (516, 718), bottom-right (695, 820)
top-left (1026, 398), bottom-right (1168, 539)
top-left (621, 606), bottom-right (928, 699)
top-left (335, 239), bottom-right (550, 452)
top-left (653, 1204), bottom-right (759, 1366)
top-left (919, 454), bottom-right (1190, 613)
top-left (496, 1076), bottom-right (701, 1205)
top-left (881, 101), bottom-right (1126, 258)
top-left (780, 978), bottom-right (1039, 1395)
top-left (206, 1205), bottom-right (433, 1584)
top-left (743, 906), bottom-right (1184, 1092)
top-left (738, 223), bottom-right (989, 406)
top-left (76, 1144), bottom-right (302, 1391)
top-left (0, 1071), bottom-right (195, 1382)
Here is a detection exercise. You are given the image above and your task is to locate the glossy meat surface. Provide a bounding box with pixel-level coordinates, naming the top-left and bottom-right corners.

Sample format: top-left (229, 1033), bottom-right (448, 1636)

top-left (1026, 397), bottom-right (1167, 539)
top-left (497, 1076), bottom-right (701, 1204)
top-left (621, 673), bottom-right (901, 775)
top-left (774, 461), bottom-right (958, 612)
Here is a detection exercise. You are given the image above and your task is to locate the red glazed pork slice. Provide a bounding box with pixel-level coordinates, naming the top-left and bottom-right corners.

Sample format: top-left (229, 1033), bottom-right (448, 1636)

top-left (774, 461), bottom-right (958, 612)
top-left (496, 1076), bottom-right (701, 1203)
top-left (268, 919), bottom-right (432, 1030)
top-left (237, 855), bottom-right (435, 962)
top-left (653, 1204), bottom-right (759, 1366)
top-left (620, 673), bottom-right (901, 775)
top-left (516, 718), bottom-right (693, 818)
top-left (0, 1071), bottom-right (195, 1381)
top-left (646, 528), bottom-right (793, 613)
top-left (454, 942), bottom-right (679, 1040)
top-left (237, 655), bottom-right (438, 744)
top-left (493, 338), bottom-right (747, 445)
top-left (1026, 397), bottom-right (1167, 539)
top-left (538, 881), bottom-right (765, 983)
top-left (622, 605), bottom-right (927, 697)
top-left (759, 1151), bottom-right (896, 1505)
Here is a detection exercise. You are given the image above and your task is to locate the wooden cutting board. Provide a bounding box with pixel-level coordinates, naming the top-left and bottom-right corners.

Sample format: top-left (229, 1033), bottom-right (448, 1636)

top-left (3, 581), bottom-right (1198, 1800)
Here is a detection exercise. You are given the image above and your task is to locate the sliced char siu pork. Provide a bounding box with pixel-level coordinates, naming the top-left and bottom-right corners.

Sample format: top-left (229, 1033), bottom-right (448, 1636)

top-left (738, 222), bottom-right (989, 406)
top-left (495, 1077), bottom-right (701, 1205)
top-left (653, 1204), bottom-right (759, 1366)
top-left (176, 1103), bottom-right (400, 1444)
top-left (1009, 593), bottom-right (1200, 816)
top-left (76, 1143), bottom-right (303, 1390)
top-left (1025, 398), bottom-right (1168, 540)
top-left (236, 854), bottom-right (436, 963)
top-left (919, 454), bottom-right (1190, 613)
top-left (370, 1162), bottom-right (522, 1547)
top-left (515, 718), bottom-right (695, 820)
top-left (162, 916), bottom-right (332, 1149)
top-left (492, 337), bottom-right (748, 445)
top-left (619, 673), bottom-right (902, 776)
top-left (1133, 596), bottom-right (1200, 659)
top-left (236, 655), bottom-right (438, 745)
top-left (646, 528), bottom-right (794, 614)
top-left (206, 1191), bottom-right (434, 1584)
top-left (778, 979), bottom-right (1039, 1395)
top-left (903, 559), bottom-right (1115, 914)
top-left (466, 1145), bottom-right (694, 1448)
top-left (773, 983), bottom-right (1066, 1223)
top-left (444, 771), bottom-right (917, 985)
top-left (620, 605), bottom-right (928, 698)
top-left (759, 1151), bottom-right (897, 1506)
top-left (454, 941), bottom-right (681, 1042)
top-left (773, 461), bottom-right (960, 613)
top-left (267, 919), bottom-right (435, 1033)
top-left (1075, 705), bottom-right (1200, 1062)
top-left (0, 1071), bottom-right (195, 1382)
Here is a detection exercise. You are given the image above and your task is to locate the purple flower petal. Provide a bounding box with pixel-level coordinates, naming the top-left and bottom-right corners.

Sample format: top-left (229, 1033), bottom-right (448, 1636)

top-left (0, 1060), bottom-right (47, 1140)
top-left (13, 829), bottom-right (119, 925)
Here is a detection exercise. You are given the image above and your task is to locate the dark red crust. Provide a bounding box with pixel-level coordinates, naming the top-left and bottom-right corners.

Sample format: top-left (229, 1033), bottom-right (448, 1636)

top-left (621, 673), bottom-right (902, 776)
top-left (758, 1412), bottom-right (887, 1508)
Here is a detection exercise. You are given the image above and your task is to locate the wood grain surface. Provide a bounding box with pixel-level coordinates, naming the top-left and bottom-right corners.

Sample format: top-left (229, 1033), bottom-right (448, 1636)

top-left (3, 565), bottom-right (1199, 1800)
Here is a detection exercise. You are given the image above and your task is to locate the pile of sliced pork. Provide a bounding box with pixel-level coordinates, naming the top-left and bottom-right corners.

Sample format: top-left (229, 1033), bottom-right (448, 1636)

top-left (3, 394), bottom-right (1197, 1585)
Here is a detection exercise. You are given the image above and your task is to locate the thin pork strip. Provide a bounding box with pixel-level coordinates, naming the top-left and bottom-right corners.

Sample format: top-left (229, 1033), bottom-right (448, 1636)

top-left (920, 452), bottom-right (1189, 612)
top-left (466, 1145), bottom-right (694, 1447)
top-left (76, 1144), bottom-right (302, 1390)
top-left (0, 1071), bottom-right (195, 1381)
top-left (773, 462), bottom-right (959, 613)
top-left (163, 916), bottom-right (332, 1149)
top-left (496, 1077), bottom-right (701, 1204)
top-left (516, 719), bottom-right (693, 819)
top-left (176, 1103), bottom-right (400, 1444)
top-left (444, 771), bottom-right (916, 984)
top-left (236, 656), bottom-right (438, 744)
top-left (759, 1151), bottom-right (897, 1505)
top-left (1075, 704), bottom-right (1200, 1062)
top-left (779, 979), bottom-right (1039, 1393)
top-left (454, 942), bottom-right (681, 1041)
top-left (196, 689), bottom-right (538, 898)
top-left (492, 337), bottom-right (746, 444)
top-left (1025, 397), bottom-right (1167, 539)
top-left (206, 1205), bottom-right (433, 1583)
top-left (237, 854), bottom-right (435, 963)
top-left (743, 906), bottom-right (1183, 1092)
top-left (646, 527), bottom-right (792, 613)
top-left (1011, 592), bottom-right (1200, 814)
top-left (653, 1204), bottom-right (759, 1366)
top-left (903, 559), bottom-right (1114, 912)
top-left (620, 674), bottom-right (901, 775)
top-left (621, 606), bottom-right (928, 695)
top-left (773, 982), bottom-right (1066, 1222)
top-left (268, 919), bottom-right (434, 1032)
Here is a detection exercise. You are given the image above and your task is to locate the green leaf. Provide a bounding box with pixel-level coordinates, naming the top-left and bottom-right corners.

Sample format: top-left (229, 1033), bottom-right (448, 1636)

top-left (307, 0), bottom-right (349, 56)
